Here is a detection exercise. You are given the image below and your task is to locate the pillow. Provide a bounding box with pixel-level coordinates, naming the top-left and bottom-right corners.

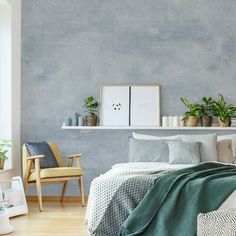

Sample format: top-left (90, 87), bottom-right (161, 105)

top-left (180, 134), bottom-right (217, 162)
top-left (132, 132), bottom-right (181, 141)
top-left (217, 134), bottom-right (236, 158)
top-left (217, 139), bottom-right (234, 163)
top-left (129, 138), bottom-right (169, 162)
top-left (25, 141), bottom-right (58, 168)
top-left (168, 141), bottom-right (201, 164)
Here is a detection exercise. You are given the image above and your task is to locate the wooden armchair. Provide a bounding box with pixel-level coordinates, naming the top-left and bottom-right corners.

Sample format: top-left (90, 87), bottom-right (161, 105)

top-left (22, 142), bottom-right (85, 211)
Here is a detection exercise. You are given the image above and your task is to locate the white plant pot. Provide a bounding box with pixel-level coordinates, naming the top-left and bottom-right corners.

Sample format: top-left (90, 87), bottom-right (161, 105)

top-left (0, 209), bottom-right (14, 235)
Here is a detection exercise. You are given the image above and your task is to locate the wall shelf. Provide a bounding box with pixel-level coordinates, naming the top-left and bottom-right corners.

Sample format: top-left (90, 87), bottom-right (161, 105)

top-left (61, 126), bottom-right (236, 131)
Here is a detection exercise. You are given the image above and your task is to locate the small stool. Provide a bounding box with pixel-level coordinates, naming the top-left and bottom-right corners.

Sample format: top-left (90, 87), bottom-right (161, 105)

top-left (197, 208), bottom-right (236, 236)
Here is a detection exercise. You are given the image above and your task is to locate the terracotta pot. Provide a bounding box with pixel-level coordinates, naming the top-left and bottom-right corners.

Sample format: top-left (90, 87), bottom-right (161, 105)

top-left (85, 115), bottom-right (98, 126)
top-left (201, 115), bottom-right (213, 127)
top-left (218, 117), bottom-right (231, 127)
top-left (185, 116), bottom-right (198, 127)
top-left (0, 159), bottom-right (5, 170)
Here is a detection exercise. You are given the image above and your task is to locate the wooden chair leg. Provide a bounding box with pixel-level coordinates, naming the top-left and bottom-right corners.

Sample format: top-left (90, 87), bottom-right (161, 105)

top-left (61, 181), bottom-right (68, 202)
top-left (24, 159), bottom-right (33, 191)
top-left (35, 159), bottom-right (43, 212)
top-left (78, 176), bottom-right (85, 207)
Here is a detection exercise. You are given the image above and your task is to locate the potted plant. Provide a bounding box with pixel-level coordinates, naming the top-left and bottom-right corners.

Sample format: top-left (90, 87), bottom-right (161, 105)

top-left (83, 96), bottom-right (99, 126)
top-left (180, 97), bottom-right (203, 127)
top-left (212, 94), bottom-right (236, 127)
top-left (0, 139), bottom-right (13, 170)
top-left (200, 97), bottom-right (214, 127)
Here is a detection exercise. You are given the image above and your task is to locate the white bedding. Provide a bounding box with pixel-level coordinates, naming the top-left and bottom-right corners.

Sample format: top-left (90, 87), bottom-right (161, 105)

top-left (112, 162), bottom-right (194, 170)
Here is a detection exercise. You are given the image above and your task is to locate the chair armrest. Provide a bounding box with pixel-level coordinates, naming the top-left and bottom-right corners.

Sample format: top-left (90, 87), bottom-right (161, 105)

top-left (24, 155), bottom-right (44, 189)
top-left (27, 155), bottom-right (45, 160)
top-left (67, 154), bottom-right (82, 159)
top-left (67, 154), bottom-right (83, 168)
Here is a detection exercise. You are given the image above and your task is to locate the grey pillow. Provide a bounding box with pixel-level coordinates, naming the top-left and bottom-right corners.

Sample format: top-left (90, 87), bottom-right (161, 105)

top-left (129, 137), bottom-right (169, 162)
top-left (180, 134), bottom-right (217, 162)
top-left (168, 141), bottom-right (201, 164)
top-left (25, 141), bottom-right (58, 168)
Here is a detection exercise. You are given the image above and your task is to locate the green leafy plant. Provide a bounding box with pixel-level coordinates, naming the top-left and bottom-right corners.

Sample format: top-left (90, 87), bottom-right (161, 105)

top-left (83, 96), bottom-right (99, 116)
top-left (212, 94), bottom-right (236, 122)
top-left (180, 97), bottom-right (203, 120)
top-left (201, 97), bottom-right (214, 116)
top-left (0, 139), bottom-right (13, 160)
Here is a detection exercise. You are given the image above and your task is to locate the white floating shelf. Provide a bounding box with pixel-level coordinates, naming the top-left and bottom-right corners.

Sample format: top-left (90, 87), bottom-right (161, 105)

top-left (61, 126), bottom-right (236, 130)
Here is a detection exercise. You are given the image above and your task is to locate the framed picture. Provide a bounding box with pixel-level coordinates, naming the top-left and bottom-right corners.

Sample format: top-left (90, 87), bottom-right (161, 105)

top-left (0, 176), bottom-right (28, 217)
top-left (130, 85), bottom-right (160, 126)
top-left (100, 84), bottom-right (160, 127)
top-left (100, 85), bottom-right (130, 126)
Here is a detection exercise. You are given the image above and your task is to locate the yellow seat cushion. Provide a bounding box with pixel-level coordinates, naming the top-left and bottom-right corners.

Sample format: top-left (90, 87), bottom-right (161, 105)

top-left (28, 167), bottom-right (84, 182)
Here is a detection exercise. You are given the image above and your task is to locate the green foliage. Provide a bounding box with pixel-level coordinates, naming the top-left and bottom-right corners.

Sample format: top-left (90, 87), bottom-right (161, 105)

top-left (83, 96), bottom-right (99, 115)
top-left (180, 97), bottom-right (203, 120)
top-left (0, 139), bottom-right (13, 160)
top-left (212, 94), bottom-right (236, 122)
top-left (201, 97), bottom-right (214, 116)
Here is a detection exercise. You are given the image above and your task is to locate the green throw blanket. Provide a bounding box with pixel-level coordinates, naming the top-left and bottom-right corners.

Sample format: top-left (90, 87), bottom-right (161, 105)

top-left (119, 162), bottom-right (236, 236)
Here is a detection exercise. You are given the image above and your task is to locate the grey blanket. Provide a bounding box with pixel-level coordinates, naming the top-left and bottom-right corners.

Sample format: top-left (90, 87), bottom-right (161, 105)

top-left (86, 162), bottom-right (193, 236)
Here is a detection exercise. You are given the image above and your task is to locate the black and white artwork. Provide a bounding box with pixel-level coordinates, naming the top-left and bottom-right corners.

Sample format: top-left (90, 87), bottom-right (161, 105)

top-left (100, 85), bottom-right (130, 126)
top-left (100, 85), bottom-right (160, 126)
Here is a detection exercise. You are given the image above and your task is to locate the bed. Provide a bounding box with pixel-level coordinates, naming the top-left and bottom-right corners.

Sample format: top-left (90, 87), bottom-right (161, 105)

top-left (86, 133), bottom-right (236, 236)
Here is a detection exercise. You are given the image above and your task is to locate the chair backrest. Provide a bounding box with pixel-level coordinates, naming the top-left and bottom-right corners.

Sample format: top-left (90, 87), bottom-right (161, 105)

top-left (22, 142), bottom-right (64, 179)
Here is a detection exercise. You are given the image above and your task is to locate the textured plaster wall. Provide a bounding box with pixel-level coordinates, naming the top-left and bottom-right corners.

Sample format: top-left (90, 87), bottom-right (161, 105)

top-left (22, 0), bottom-right (236, 195)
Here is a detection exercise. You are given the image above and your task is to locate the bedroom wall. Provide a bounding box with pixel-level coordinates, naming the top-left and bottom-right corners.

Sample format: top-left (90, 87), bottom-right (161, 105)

top-left (22, 0), bottom-right (236, 195)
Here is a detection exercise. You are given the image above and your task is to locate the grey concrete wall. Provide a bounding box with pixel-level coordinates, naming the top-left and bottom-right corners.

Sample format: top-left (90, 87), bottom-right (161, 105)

top-left (22, 0), bottom-right (236, 195)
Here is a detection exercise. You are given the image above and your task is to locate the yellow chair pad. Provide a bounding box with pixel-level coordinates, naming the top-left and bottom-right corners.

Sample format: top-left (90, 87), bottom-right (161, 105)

top-left (29, 167), bottom-right (84, 182)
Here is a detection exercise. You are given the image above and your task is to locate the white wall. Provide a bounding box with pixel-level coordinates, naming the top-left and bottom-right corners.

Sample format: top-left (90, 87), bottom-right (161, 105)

top-left (0, 0), bottom-right (21, 178)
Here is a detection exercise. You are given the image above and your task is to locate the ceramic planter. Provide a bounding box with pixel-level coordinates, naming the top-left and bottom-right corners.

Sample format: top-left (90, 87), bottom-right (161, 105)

top-left (185, 116), bottom-right (198, 127)
top-left (201, 115), bottom-right (213, 127)
top-left (218, 117), bottom-right (231, 127)
top-left (85, 115), bottom-right (98, 126)
top-left (0, 159), bottom-right (5, 170)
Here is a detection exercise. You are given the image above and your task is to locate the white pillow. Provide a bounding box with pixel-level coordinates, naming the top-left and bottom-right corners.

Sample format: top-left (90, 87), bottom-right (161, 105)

top-left (132, 132), bottom-right (181, 141)
top-left (217, 134), bottom-right (236, 158)
top-left (180, 134), bottom-right (217, 162)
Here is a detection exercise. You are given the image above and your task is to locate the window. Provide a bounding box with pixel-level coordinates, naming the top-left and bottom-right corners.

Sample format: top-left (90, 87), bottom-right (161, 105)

top-left (0, 0), bottom-right (21, 172)
top-left (0, 0), bottom-right (12, 169)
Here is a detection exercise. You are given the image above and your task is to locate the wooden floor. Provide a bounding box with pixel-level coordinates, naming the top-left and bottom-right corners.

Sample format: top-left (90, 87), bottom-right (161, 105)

top-left (9, 201), bottom-right (88, 236)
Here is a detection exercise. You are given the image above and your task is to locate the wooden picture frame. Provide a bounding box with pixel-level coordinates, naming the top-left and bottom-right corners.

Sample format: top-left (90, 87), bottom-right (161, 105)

top-left (100, 84), bottom-right (160, 127)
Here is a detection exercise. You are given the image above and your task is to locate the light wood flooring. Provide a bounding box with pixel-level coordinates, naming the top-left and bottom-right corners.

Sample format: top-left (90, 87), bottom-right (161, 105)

top-left (9, 201), bottom-right (87, 236)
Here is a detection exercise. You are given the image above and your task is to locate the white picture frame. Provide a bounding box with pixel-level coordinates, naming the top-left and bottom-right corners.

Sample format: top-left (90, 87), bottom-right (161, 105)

top-left (100, 84), bottom-right (160, 127)
top-left (0, 176), bottom-right (28, 217)
top-left (130, 85), bottom-right (160, 126)
top-left (100, 85), bottom-right (130, 126)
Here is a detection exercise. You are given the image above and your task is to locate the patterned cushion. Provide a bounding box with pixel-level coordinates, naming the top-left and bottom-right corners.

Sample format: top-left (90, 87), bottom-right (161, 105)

top-left (197, 209), bottom-right (236, 236)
